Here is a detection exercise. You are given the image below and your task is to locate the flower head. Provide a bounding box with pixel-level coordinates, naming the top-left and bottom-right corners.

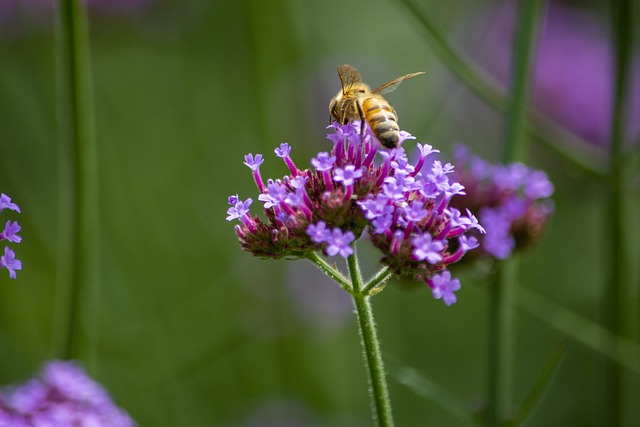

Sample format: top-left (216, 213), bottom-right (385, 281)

top-left (428, 270), bottom-right (461, 306)
top-left (226, 123), bottom-right (481, 304)
top-left (450, 144), bottom-right (554, 261)
top-left (0, 360), bottom-right (136, 426)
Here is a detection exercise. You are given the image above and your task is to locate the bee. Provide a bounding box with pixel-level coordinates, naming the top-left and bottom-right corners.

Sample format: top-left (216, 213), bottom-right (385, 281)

top-left (329, 64), bottom-right (424, 148)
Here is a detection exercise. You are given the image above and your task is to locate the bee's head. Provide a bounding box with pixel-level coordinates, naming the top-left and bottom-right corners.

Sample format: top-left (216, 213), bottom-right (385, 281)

top-left (328, 91), bottom-right (342, 121)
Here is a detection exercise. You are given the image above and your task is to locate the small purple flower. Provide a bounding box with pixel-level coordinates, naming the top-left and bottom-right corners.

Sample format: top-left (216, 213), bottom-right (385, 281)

top-left (333, 165), bottom-right (363, 187)
top-left (480, 208), bottom-right (515, 259)
top-left (311, 152), bottom-right (336, 172)
top-left (274, 143), bottom-right (291, 158)
top-left (275, 143), bottom-right (300, 175)
top-left (306, 221), bottom-right (330, 243)
top-left (226, 197), bottom-right (253, 222)
top-left (0, 247), bottom-right (21, 279)
top-left (357, 194), bottom-right (394, 220)
top-left (411, 233), bottom-right (444, 264)
top-left (402, 200), bottom-right (429, 222)
top-left (0, 220), bottom-right (21, 243)
top-left (243, 153), bottom-right (264, 170)
top-left (525, 170), bottom-right (554, 199)
top-left (459, 235), bottom-right (479, 252)
top-left (371, 214), bottom-right (394, 235)
top-left (0, 194), bottom-right (20, 213)
top-left (428, 270), bottom-right (461, 306)
top-left (244, 153), bottom-right (266, 192)
top-left (324, 227), bottom-right (355, 258)
top-left (258, 182), bottom-right (289, 209)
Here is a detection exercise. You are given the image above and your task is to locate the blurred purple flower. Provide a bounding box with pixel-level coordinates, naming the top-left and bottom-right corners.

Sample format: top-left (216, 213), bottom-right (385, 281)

top-left (450, 144), bottom-right (554, 261)
top-left (0, 360), bottom-right (136, 426)
top-left (479, 2), bottom-right (640, 147)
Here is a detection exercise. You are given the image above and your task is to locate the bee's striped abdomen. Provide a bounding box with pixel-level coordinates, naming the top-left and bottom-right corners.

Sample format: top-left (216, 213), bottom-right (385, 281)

top-left (363, 97), bottom-right (400, 149)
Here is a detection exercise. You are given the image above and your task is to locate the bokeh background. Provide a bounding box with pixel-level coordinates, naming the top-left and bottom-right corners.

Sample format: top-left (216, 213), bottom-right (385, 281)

top-left (1, 0), bottom-right (639, 425)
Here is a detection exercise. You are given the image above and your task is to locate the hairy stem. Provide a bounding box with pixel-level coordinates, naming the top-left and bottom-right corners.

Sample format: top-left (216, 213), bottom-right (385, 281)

top-left (348, 249), bottom-right (395, 427)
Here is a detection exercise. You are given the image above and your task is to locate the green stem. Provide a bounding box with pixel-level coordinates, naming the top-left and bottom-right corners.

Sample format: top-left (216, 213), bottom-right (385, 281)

top-left (363, 266), bottom-right (393, 295)
top-left (348, 249), bottom-right (395, 427)
top-left (306, 251), bottom-right (352, 293)
top-left (53, 0), bottom-right (99, 362)
top-left (500, 0), bottom-right (543, 163)
top-left (486, 262), bottom-right (517, 426)
top-left (487, 1), bottom-right (542, 425)
top-left (604, 0), bottom-right (634, 424)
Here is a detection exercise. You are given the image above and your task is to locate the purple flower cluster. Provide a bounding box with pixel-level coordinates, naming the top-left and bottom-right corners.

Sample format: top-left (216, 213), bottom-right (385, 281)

top-left (227, 122), bottom-right (483, 305)
top-left (450, 145), bottom-right (554, 260)
top-left (0, 360), bottom-right (136, 426)
top-left (0, 194), bottom-right (22, 279)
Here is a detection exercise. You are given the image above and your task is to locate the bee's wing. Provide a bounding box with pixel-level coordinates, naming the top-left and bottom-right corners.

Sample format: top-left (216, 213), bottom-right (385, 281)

top-left (337, 64), bottom-right (363, 93)
top-left (373, 72), bottom-right (425, 95)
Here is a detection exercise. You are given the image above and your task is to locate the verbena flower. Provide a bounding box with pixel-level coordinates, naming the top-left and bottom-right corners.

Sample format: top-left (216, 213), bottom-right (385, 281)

top-left (227, 122), bottom-right (483, 305)
top-left (0, 194), bottom-right (22, 279)
top-left (0, 360), bottom-right (136, 426)
top-left (450, 144), bottom-right (554, 261)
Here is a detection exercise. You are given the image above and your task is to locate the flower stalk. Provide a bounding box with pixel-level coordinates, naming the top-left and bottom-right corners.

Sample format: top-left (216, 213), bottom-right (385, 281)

top-left (350, 265), bottom-right (395, 426)
top-left (54, 0), bottom-right (100, 362)
top-left (486, 0), bottom-right (544, 425)
top-left (604, 0), bottom-right (635, 424)
top-left (228, 119), bottom-right (484, 424)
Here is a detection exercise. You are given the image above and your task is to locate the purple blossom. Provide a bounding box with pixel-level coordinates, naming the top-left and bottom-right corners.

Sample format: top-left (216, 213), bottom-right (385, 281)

top-left (243, 153), bottom-right (263, 170)
top-left (306, 222), bottom-right (330, 243)
top-left (275, 143), bottom-right (300, 175)
top-left (228, 122), bottom-right (481, 304)
top-left (480, 208), bottom-right (515, 259)
top-left (411, 233), bottom-right (444, 264)
top-left (274, 143), bottom-right (291, 158)
top-left (0, 360), bottom-right (136, 427)
top-left (0, 220), bottom-right (21, 243)
top-left (226, 197), bottom-right (253, 222)
top-left (525, 170), bottom-right (554, 199)
top-left (357, 194), bottom-right (394, 220)
top-left (333, 165), bottom-right (363, 186)
top-left (450, 144), bottom-right (553, 261)
top-left (324, 228), bottom-right (355, 258)
top-left (428, 270), bottom-right (461, 306)
top-left (258, 181), bottom-right (289, 209)
top-left (371, 214), bottom-right (394, 235)
top-left (0, 194), bottom-right (20, 213)
top-left (244, 153), bottom-right (266, 192)
top-left (0, 247), bottom-right (21, 279)
top-left (311, 152), bottom-right (336, 172)
top-left (402, 201), bottom-right (429, 222)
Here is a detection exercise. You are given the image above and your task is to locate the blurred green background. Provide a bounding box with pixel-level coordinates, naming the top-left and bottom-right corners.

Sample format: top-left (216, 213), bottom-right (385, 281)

top-left (1, 0), bottom-right (639, 425)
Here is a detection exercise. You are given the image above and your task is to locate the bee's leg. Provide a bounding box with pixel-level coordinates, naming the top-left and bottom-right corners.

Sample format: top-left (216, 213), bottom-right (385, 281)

top-left (356, 101), bottom-right (366, 143)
